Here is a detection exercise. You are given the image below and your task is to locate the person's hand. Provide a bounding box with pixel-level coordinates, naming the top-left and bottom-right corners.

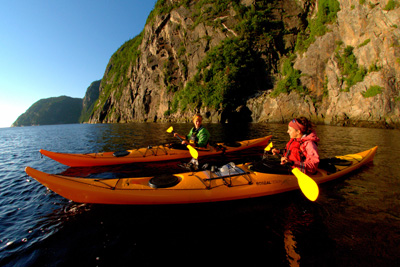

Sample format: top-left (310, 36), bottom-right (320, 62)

top-left (281, 157), bottom-right (294, 166)
top-left (182, 140), bottom-right (189, 145)
top-left (272, 148), bottom-right (280, 155)
top-left (174, 133), bottom-right (178, 137)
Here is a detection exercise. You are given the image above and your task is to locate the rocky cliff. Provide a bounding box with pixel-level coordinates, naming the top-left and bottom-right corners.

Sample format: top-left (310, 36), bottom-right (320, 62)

top-left (80, 80), bottom-right (101, 122)
top-left (88, 0), bottom-right (400, 128)
top-left (250, 0), bottom-right (400, 127)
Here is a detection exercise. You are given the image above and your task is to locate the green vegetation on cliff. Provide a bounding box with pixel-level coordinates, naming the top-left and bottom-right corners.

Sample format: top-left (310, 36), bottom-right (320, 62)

top-left (271, 55), bottom-right (306, 97)
top-left (362, 85), bottom-right (383, 98)
top-left (80, 80), bottom-right (101, 122)
top-left (95, 33), bottom-right (143, 114)
top-left (13, 96), bottom-right (83, 126)
top-left (168, 0), bottom-right (282, 113)
top-left (295, 0), bottom-right (340, 53)
top-left (335, 45), bottom-right (367, 91)
top-left (384, 0), bottom-right (400, 11)
top-left (171, 37), bottom-right (266, 112)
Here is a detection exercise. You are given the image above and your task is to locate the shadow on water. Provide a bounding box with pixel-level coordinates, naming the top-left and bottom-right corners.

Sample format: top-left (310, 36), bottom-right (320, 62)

top-left (0, 123), bottom-right (399, 266)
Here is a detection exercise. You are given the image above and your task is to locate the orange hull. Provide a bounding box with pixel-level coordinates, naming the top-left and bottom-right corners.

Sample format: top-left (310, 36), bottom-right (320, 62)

top-left (40, 136), bottom-right (272, 167)
top-left (26, 146), bottom-right (378, 205)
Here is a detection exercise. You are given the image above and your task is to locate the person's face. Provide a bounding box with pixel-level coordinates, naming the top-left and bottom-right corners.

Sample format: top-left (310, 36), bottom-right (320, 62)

top-left (287, 125), bottom-right (301, 139)
top-left (193, 118), bottom-right (202, 129)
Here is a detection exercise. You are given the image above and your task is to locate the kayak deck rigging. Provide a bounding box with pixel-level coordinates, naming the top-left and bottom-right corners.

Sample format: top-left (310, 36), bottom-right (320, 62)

top-left (192, 164), bottom-right (253, 189)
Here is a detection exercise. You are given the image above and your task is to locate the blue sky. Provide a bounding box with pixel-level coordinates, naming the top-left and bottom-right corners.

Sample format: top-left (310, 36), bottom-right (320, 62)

top-left (0, 0), bottom-right (157, 127)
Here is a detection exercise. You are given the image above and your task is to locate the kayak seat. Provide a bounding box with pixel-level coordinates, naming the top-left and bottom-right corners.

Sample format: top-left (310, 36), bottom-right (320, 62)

top-left (223, 141), bottom-right (241, 147)
top-left (166, 143), bottom-right (188, 150)
top-left (249, 160), bottom-right (291, 174)
top-left (113, 150), bottom-right (130, 157)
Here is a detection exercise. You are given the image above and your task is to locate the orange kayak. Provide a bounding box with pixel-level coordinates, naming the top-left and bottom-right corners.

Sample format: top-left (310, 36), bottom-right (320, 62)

top-left (39, 136), bottom-right (271, 167)
top-left (26, 146), bottom-right (377, 205)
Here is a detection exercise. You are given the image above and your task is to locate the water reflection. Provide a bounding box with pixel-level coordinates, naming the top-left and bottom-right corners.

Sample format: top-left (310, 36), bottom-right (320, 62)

top-left (83, 122), bottom-right (287, 154)
top-left (284, 229), bottom-right (300, 267)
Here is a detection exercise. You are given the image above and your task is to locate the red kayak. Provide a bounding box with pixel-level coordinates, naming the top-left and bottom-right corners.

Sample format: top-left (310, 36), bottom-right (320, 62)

top-left (40, 135), bottom-right (272, 167)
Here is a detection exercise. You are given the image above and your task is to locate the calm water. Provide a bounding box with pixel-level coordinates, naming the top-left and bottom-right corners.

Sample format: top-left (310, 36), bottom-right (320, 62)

top-left (0, 123), bottom-right (399, 266)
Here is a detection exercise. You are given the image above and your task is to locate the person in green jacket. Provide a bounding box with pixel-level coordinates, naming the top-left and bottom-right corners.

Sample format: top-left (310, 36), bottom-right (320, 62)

top-left (174, 114), bottom-right (210, 148)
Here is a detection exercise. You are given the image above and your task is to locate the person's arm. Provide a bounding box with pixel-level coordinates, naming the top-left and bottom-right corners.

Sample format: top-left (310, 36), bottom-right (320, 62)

top-left (174, 132), bottom-right (189, 145)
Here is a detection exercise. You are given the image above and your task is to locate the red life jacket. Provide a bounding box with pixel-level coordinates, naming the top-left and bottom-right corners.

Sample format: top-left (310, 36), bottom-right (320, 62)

top-left (285, 138), bottom-right (306, 162)
top-left (284, 132), bottom-right (320, 174)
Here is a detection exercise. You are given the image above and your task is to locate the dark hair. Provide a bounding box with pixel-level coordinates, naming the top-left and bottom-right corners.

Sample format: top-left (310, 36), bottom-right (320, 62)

top-left (295, 117), bottom-right (314, 135)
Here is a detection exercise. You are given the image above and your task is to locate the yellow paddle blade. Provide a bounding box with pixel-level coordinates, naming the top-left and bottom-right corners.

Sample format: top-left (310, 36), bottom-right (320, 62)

top-left (166, 126), bottom-right (174, 133)
top-left (292, 168), bottom-right (319, 201)
top-left (264, 142), bottom-right (273, 152)
top-left (187, 145), bottom-right (198, 159)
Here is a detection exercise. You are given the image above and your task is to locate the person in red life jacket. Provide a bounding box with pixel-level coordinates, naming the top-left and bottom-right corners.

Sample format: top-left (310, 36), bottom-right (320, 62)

top-left (272, 117), bottom-right (320, 174)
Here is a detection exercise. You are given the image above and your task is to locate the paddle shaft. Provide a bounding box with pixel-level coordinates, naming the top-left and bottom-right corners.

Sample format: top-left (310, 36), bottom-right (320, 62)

top-left (173, 131), bottom-right (185, 142)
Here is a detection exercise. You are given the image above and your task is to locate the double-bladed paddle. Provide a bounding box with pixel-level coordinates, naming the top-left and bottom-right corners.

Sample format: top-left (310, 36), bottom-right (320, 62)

top-left (264, 142), bottom-right (319, 201)
top-left (166, 126), bottom-right (199, 159)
